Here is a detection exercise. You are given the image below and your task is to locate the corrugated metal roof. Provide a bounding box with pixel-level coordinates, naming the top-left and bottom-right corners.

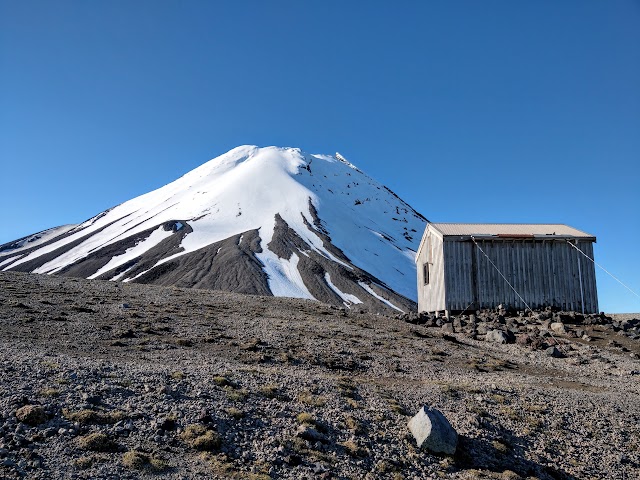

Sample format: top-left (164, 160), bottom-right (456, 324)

top-left (429, 223), bottom-right (595, 238)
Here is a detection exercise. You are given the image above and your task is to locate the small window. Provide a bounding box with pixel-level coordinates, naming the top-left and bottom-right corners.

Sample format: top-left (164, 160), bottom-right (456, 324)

top-left (423, 263), bottom-right (430, 285)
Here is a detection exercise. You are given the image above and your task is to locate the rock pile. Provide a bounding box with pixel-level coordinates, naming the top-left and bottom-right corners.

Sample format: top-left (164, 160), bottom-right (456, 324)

top-left (403, 306), bottom-right (640, 352)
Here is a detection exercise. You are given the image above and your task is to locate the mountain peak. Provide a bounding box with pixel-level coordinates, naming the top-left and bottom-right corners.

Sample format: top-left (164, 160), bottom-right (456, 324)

top-left (1, 145), bottom-right (427, 313)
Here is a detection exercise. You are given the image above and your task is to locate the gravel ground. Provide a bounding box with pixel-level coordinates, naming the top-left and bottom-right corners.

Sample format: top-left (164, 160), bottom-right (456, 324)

top-left (0, 271), bottom-right (638, 479)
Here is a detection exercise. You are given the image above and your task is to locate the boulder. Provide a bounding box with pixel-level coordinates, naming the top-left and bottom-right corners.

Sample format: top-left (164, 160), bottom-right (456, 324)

top-left (550, 322), bottom-right (566, 334)
top-left (407, 406), bottom-right (457, 455)
top-left (441, 323), bottom-right (454, 334)
top-left (452, 318), bottom-right (463, 332)
top-left (296, 425), bottom-right (329, 444)
top-left (545, 346), bottom-right (564, 358)
top-left (486, 329), bottom-right (514, 344)
top-left (516, 333), bottom-right (532, 346)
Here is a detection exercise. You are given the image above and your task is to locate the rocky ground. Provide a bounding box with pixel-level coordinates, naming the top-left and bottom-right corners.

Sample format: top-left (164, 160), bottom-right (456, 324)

top-left (0, 271), bottom-right (638, 480)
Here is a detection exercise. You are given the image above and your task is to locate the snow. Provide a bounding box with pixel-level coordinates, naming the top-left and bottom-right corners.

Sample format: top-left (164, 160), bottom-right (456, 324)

top-left (110, 266), bottom-right (135, 281)
top-left (324, 273), bottom-right (362, 307)
top-left (5, 146), bottom-right (426, 303)
top-left (299, 152), bottom-right (424, 300)
top-left (335, 152), bottom-right (359, 171)
top-left (123, 268), bottom-right (152, 283)
top-left (0, 255), bottom-right (22, 268)
top-left (358, 281), bottom-right (405, 313)
top-left (0, 225), bottom-right (76, 257)
top-left (259, 251), bottom-right (315, 300)
top-left (86, 226), bottom-right (174, 279)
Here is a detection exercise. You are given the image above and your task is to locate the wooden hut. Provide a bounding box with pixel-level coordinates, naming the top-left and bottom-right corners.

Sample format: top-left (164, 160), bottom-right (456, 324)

top-left (416, 223), bottom-right (598, 315)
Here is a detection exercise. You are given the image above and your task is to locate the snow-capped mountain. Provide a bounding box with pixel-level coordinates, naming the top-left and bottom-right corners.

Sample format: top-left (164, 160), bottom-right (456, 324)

top-left (1, 146), bottom-right (427, 312)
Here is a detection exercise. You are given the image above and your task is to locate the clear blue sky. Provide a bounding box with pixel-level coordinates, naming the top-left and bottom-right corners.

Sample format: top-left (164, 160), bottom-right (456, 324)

top-left (1, 1), bottom-right (638, 312)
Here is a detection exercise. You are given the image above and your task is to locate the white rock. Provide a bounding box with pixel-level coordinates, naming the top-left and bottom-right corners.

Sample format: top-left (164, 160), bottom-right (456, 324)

top-left (407, 406), bottom-right (457, 455)
top-left (486, 329), bottom-right (510, 344)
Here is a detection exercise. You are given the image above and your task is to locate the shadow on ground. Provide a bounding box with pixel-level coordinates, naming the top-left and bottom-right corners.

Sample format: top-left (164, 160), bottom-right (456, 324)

top-left (454, 433), bottom-right (575, 480)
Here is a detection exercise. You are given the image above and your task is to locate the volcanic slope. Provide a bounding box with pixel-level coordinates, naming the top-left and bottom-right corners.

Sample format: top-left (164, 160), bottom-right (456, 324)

top-left (0, 146), bottom-right (427, 312)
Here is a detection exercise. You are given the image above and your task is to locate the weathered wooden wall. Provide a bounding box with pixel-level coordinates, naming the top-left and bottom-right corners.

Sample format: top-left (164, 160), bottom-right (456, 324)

top-left (438, 239), bottom-right (598, 313)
